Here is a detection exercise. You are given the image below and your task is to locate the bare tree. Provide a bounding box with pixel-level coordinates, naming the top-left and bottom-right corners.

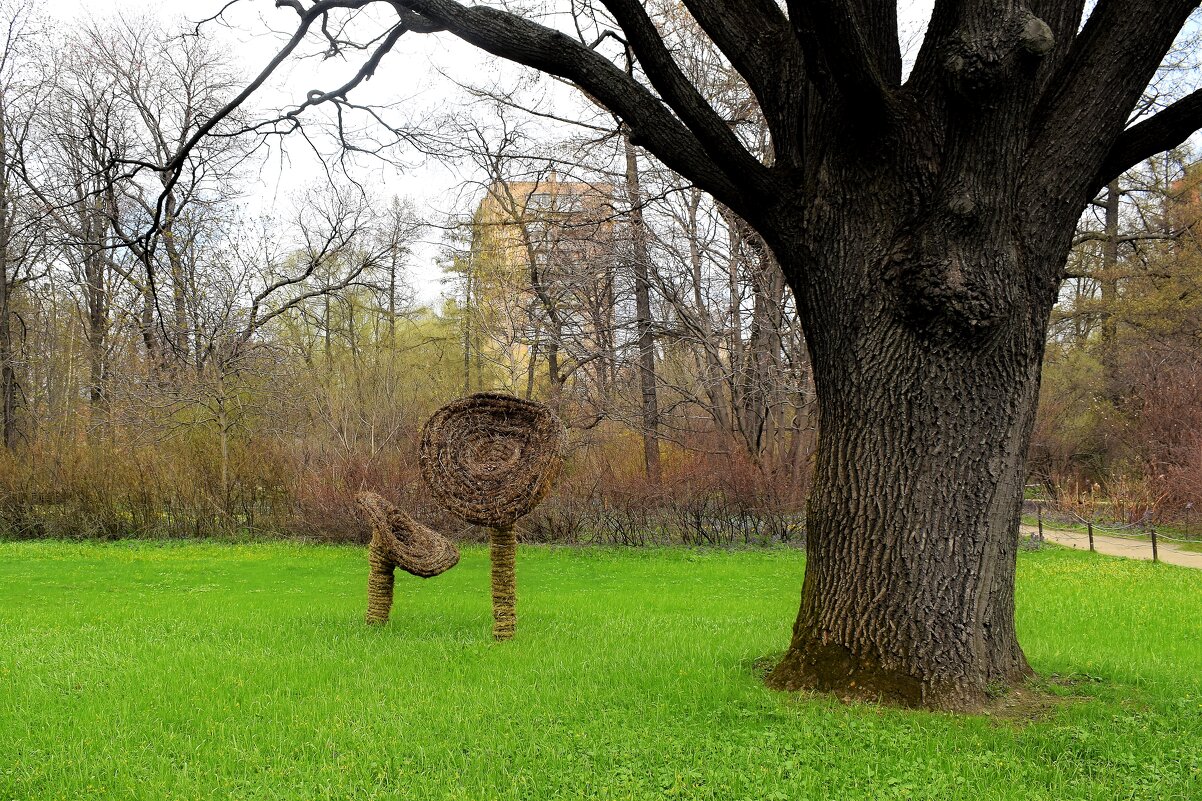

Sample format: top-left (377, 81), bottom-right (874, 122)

top-left (373, 194), bottom-right (421, 339)
top-left (0, 0), bottom-right (52, 448)
top-left (166, 0), bottom-right (1202, 710)
top-left (132, 183), bottom-right (395, 509)
top-left (86, 17), bottom-right (248, 372)
top-left (444, 111), bottom-right (619, 421)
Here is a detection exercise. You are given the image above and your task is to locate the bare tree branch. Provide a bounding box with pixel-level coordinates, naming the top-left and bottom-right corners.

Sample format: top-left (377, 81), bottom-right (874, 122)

top-left (1071, 229), bottom-right (1178, 248)
top-left (786, 0), bottom-right (890, 112)
top-left (1097, 88), bottom-right (1202, 190)
top-left (673, 0), bottom-right (806, 166)
top-left (391, 0), bottom-right (774, 210)
top-left (597, 0), bottom-right (761, 175)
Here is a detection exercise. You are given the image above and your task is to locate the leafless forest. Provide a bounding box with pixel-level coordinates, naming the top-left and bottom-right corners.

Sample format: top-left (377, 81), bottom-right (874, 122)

top-left (3, 3), bottom-right (1200, 543)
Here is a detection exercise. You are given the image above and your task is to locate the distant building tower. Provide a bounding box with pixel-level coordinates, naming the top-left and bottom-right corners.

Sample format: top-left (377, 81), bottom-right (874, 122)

top-left (459, 173), bottom-right (618, 400)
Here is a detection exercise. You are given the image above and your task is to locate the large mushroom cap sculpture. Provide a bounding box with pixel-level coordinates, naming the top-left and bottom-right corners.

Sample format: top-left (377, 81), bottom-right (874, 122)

top-left (419, 392), bottom-right (565, 640)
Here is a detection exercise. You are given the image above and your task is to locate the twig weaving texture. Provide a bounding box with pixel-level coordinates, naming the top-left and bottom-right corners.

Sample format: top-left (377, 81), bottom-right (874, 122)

top-left (489, 524), bottom-right (517, 640)
top-left (419, 392), bottom-right (565, 639)
top-left (419, 392), bottom-right (566, 528)
top-left (356, 491), bottom-right (461, 625)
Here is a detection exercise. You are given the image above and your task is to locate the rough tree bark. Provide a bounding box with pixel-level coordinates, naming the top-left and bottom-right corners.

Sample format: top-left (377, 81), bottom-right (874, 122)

top-left (759, 125), bottom-right (1056, 705)
top-left (173, 0), bottom-right (1202, 710)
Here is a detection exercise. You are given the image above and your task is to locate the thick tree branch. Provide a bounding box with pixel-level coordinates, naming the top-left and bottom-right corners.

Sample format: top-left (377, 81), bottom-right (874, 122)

top-left (909, 1), bottom-right (1061, 99)
top-left (393, 0), bottom-right (774, 214)
top-left (1038, 0), bottom-right (1198, 117)
top-left (1026, 0), bottom-right (1089, 94)
top-left (787, 0), bottom-right (888, 112)
top-left (1030, 1), bottom-right (1198, 179)
top-left (844, 0), bottom-right (901, 84)
top-left (597, 0), bottom-right (766, 175)
top-left (676, 0), bottom-right (807, 166)
top-left (161, 0), bottom-right (774, 230)
top-left (1096, 88), bottom-right (1202, 190)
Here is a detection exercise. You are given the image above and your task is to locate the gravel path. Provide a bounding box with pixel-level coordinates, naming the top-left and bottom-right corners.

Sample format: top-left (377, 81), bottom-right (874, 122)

top-left (1020, 524), bottom-right (1202, 569)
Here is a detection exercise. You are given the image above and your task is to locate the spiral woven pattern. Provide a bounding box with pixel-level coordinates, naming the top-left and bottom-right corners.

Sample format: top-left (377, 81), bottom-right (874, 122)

top-left (419, 392), bottom-right (565, 528)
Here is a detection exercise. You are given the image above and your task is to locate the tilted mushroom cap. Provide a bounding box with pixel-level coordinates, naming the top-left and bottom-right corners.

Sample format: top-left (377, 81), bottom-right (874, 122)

top-left (419, 392), bottom-right (565, 528)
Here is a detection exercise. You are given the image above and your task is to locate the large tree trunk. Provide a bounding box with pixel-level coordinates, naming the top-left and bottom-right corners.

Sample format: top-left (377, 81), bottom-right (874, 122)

top-left (764, 145), bottom-right (1064, 705)
top-left (767, 307), bottom-right (1044, 708)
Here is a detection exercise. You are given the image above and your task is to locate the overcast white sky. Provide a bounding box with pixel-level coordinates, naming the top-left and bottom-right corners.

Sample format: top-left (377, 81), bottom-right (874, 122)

top-left (50, 0), bottom-right (939, 304)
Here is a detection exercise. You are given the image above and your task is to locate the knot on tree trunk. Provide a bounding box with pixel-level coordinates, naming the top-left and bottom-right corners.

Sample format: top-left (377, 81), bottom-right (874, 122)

top-left (943, 9), bottom-right (1054, 96)
top-left (884, 224), bottom-right (1018, 338)
top-left (1017, 13), bottom-right (1054, 57)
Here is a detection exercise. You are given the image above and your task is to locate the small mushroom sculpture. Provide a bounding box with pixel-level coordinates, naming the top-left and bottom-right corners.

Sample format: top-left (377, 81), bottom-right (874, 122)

top-left (355, 491), bottom-right (460, 625)
top-left (419, 392), bottom-right (565, 640)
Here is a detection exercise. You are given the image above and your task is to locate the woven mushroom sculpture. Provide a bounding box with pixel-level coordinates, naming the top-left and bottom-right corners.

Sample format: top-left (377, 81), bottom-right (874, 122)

top-left (355, 491), bottom-right (460, 625)
top-left (419, 392), bottom-right (565, 640)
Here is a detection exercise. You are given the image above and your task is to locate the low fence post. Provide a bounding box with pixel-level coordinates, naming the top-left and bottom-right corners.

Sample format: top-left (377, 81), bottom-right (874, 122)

top-left (1151, 527), bottom-right (1159, 563)
top-left (1087, 521), bottom-right (1095, 552)
top-left (1036, 503), bottom-right (1044, 543)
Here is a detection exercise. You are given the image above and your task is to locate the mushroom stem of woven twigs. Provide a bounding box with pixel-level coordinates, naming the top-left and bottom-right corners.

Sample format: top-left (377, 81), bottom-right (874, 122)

top-left (419, 393), bottom-right (565, 641)
top-left (366, 543), bottom-right (396, 626)
top-left (489, 524), bottom-right (518, 640)
top-left (356, 492), bottom-right (460, 626)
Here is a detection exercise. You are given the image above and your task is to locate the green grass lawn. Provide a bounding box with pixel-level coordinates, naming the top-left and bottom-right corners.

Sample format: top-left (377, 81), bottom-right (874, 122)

top-left (1, 542), bottom-right (1200, 800)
